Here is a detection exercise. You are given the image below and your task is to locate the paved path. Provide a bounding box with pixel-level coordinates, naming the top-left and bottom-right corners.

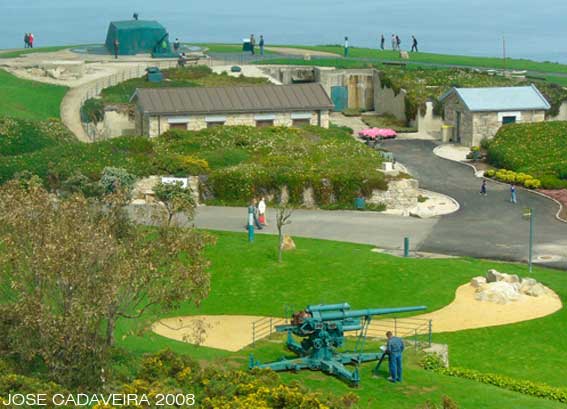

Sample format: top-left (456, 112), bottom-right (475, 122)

top-left (185, 140), bottom-right (567, 270)
top-left (383, 140), bottom-right (567, 268)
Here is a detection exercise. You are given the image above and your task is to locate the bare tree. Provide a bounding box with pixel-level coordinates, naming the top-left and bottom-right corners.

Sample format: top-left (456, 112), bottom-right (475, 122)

top-left (275, 203), bottom-right (293, 263)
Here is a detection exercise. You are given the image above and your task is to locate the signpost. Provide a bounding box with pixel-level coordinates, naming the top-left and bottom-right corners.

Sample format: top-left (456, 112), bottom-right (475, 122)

top-left (523, 208), bottom-right (534, 272)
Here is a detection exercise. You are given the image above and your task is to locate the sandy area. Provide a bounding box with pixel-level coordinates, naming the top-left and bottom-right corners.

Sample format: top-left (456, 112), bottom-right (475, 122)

top-left (373, 284), bottom-right (562, 335)
top-left (152, 315), bottom-right (283, 352)
top-left (152, 284), bottom-right (562, 351)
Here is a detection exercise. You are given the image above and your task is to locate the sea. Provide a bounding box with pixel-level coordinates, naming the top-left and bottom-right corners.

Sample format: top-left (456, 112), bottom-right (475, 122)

top-left (1, 0), bottom-right (566, 63)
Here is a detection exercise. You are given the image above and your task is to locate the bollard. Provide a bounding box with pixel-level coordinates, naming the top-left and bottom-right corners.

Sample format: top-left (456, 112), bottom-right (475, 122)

top-left (404, 237), bottom-right (410, 257)
top-left (248, 224), bottom-right (254, 243)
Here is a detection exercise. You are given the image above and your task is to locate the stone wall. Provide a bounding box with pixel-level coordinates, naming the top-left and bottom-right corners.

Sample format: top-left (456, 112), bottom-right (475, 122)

top-left (443, 93), bottom-right (474, 145)
top-left (317, 68), bottom-right (376, 111)
top-left (373, 71), bottom-right (408, 122)
top-left (144, 111), bottom-right (328, 137)
top-left (471, 109), bottom-right (546, 146)
top-left (100, 108), bottom-right (136, 139)
top-left (549, 101), bottom-right (567, 121)
top-left (367, 178), bottom-right (419, 211)
top-left (132, 176), bottom-right (200, 205)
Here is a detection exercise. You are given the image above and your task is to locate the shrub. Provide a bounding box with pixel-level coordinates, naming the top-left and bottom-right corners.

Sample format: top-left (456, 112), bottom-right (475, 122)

top-left (538, 174), bottom-right (567, 189)
top-left (419, 353), bottom-right (445, 371)
top-left (484, 169), bottom-right (495, 178)
top-left (99, 167), bottom-right (137, 194)
top-left (81, 98), bottom-right (105, 123)
top-left (436, 367), bottom-right (567, 404)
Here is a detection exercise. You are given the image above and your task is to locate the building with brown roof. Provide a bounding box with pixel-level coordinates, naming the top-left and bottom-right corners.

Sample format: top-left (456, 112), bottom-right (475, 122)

top-left (131, 83), bottom-right (334, 137)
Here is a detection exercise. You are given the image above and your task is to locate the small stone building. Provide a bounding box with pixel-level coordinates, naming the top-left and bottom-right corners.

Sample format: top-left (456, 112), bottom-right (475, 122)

top-left (440, 85), bottom-right (550, 146)
top-left (131, 83), bottom-right (334, 137)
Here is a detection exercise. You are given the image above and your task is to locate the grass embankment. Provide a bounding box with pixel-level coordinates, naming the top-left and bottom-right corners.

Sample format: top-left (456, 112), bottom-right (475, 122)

top-left (486, 121), bottom-right (567, 189)
top-left (0, 69), bottom-right (67, 120)
top-left (0, 122), bottom-right (385, 207)
top-left (274, 45), bottom-right (567, 75)
top-left (116, 231), bottom-right (567, 408)
top-left (99, 65), bottom-right (269, 105)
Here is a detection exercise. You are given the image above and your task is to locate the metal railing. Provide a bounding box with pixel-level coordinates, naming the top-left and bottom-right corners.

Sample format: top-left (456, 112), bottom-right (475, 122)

top-left (365, 317), bottom-right (432, 349)
top-left (251, 316), bottom-right (286, 347)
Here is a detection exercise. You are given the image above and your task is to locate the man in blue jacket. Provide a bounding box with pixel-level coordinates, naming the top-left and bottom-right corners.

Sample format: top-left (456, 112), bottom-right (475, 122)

top-left (386, 331), bottom-right (405, 382)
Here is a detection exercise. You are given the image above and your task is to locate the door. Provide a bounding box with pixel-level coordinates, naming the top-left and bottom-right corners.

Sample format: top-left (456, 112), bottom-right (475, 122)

top-left (455, 111), bottom-right (462, 143)
top-left (331, 86), bottom-right (348, 112)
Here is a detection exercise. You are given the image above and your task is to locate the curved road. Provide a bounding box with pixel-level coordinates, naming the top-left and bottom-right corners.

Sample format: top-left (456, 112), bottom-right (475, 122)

top-left (384, 140), bottom-right (567, 268)
top-left (188, 140), bottom-right (567, 270)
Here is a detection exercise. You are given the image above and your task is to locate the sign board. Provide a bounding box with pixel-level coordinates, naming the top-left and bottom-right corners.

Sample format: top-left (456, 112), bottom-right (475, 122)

top-left (161, 177), bottom-right (189, 188)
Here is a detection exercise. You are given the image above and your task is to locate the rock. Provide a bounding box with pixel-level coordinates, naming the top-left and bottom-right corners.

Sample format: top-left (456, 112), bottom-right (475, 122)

top-left (46, 68), bottom-right (61, 79)
top-left (486, 269), bottom-right (503, 283)
top-left (502, 274), bottom-right (520, 284)
top-left (302, 186), bottom-right (316, 208)
top-left (524, 283), bottom-right (547, 297)
top-left (281, 235), bottom-right (296, 251)
top-left (470, 276), bottom-right (487, 288)
top-left (475, 281), bottom-right (520, 304)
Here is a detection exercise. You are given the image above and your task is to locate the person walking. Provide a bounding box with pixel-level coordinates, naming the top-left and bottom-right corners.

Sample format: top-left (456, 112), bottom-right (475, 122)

top-left (259, 35), bottom-right (265, 56)
top-left (173, 38), bottom-right (180, 53)
top-left (510, 184), bottom-right (517, 204)
top-left (380, 34), bottom-right (385, 50)
top-left (113, 38), bottom-right (119, 59)
top-left (343, 36), bottom-right (349, 57)
top-left (249, 34), bottom-right (256, 55)
top-left (411, 35), bottom-right (418, 52)
top-left (391, 34), bottom-right (397, 50)
top-left (24, 33), bottom-right (29, 48)
top-left (480, 179), bottom-right (487, 196)
top-left (258, 197), bottom-right (267, 225)
top-left (386, 331), bottom-right (404, 383)
top-left (28, 33), bottom-right (34, 48)
top-left (395, 35), bottom-right (401, 51)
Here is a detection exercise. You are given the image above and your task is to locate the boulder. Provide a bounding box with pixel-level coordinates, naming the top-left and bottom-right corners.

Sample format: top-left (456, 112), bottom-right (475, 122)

top-left (502, 274), bottom-right (520, 284)
top-left (470, 276), bottom-right (487, 288)
top-left (474, 281), bottom-right (520, 304)
top-left (46, 68), bottom-right (61, 79)
top-left (281, 235), bottom-right (296, 251)
top-left (486, 269), bottom-right (503, 283)
top-left (524, 283), bottom-right (547, 297)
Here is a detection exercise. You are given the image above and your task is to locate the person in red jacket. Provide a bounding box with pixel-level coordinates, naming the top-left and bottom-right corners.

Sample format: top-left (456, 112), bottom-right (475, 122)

top-left (28, 33), bottom-right (34, 48)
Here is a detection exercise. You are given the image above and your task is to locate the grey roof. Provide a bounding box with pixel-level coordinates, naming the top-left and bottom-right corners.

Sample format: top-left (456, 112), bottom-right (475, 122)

top-left (132, 83), bottom-right (334, 115)
top-left (440, 84), bottom-right (550, 112)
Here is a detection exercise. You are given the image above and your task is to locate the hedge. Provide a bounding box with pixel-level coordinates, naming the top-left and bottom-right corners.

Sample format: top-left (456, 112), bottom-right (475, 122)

top-left (438, 367), bottom-right (567, 404)
top-left (484, 169), bottom-right (541, 189)
top-left (486, 121), bottom-right (567, 189)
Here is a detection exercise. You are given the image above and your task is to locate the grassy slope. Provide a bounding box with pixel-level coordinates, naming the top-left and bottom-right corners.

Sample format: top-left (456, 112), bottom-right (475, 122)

top-left (276, 45), bottom-right (567, 74)
top-left (0, 69), bottom-right (67, 119)
top-left (114, 231), bottom-right (567, 407)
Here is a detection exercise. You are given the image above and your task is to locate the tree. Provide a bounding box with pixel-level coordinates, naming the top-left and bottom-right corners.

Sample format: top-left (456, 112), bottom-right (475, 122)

top-left (0, 179), bottom-right (213, 387)
top-left (153, 181), bottom-right (196, 227)
top-left (275, 203), bottom-right (293, 263)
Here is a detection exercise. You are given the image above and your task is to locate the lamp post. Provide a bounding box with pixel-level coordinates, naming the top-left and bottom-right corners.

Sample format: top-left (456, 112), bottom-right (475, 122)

top-left (523, 208), bottom-right (534, 272)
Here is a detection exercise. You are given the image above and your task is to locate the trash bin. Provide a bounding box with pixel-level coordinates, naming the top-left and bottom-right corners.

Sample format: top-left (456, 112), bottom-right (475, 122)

top-left (146, 66), bottom-right (163, 83)
top-left (441, 125), bottom-right (454, 143)
top-left (355, 197), bottom-right (366, 210)
top-left (242, 39), bottom-right (252, 52)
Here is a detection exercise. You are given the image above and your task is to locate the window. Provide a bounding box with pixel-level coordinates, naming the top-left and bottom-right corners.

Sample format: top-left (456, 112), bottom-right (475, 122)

top-left (207, 121), bottom-right (225, 128)
top-left (501, 116), bottom-right (516, 125)
top-left (169, 122), bottom-right (188, 130)
top-left (292, 118), bottom-right (311, 127)
top-left (256, 119), bottom-right (274, 128)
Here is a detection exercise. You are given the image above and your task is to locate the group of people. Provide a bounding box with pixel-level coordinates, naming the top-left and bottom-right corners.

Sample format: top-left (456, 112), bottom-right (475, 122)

top-left (480, 180), bottom-right (518, 204)
top-left (248, 34), bottom-right (265, 56)
top-left (378, 34), bottom-right (419, 52)
top-left (23, 33), bottom-right (35, 48)
top-left (247, 197), bottom-right (268, 230)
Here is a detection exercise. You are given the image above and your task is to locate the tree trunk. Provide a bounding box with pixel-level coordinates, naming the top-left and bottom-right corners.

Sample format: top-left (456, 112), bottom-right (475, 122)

top-left (106, 314), bottom-right (116, 347)
top-left (278, 230), bottom-right (283, 263)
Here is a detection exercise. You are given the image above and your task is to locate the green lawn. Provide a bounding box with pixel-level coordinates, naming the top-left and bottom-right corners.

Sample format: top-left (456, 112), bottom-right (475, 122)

top-left (274, 45), bottom-right (567, 75)
top-left (0, 69), bottom-right (67, 119)
top-left (188, 43), bottom-right (276, 55)
top-left (112, 230), bottom-right (567, 408)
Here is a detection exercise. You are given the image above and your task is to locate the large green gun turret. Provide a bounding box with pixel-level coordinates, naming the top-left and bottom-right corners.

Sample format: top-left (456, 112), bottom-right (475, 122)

top-left (249, 302), bottom-right (426, 385)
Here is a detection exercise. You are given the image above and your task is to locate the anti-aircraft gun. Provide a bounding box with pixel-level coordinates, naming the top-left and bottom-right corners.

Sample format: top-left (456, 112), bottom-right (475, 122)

top-left (249, 302), bottom-right (426, 385)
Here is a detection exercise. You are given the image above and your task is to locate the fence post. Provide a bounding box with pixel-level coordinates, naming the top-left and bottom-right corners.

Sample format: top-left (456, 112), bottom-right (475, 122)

top-left (428, 320), bottom-right (432, 347)
top-left (394, 318), bottom-right (397, 336)
top-left (414, 329), bottom-right (418, 351)
top-left (252, 322), bottom-right (256, 348)
top-left (269, 317), bottom-right (273, 336)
